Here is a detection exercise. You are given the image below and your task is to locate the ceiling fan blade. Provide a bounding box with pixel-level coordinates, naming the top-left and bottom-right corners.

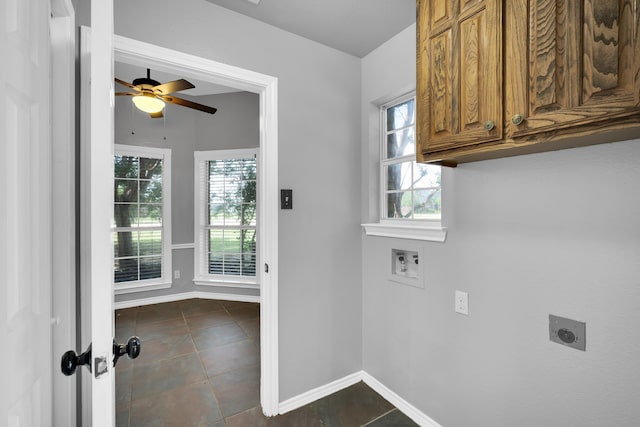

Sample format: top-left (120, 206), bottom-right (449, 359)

top-left (115, 92), bottom-right (137, 96)
top-left (163, 95), bottom-right (218, 115)
top-left (153, 79), bottom-right (195, 95)
top-left (115, 78), bottom-right (139, 91)
top-left (150, 111), bottom-right (164, 119)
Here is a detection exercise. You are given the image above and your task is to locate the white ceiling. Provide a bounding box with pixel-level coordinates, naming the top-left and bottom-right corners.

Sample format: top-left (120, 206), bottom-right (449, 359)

top-left (203, 0), bottom-right (416, 58)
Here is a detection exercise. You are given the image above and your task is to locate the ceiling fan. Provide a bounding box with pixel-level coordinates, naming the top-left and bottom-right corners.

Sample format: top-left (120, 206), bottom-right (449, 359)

top-left (115, 68), bottom-right (218, 118)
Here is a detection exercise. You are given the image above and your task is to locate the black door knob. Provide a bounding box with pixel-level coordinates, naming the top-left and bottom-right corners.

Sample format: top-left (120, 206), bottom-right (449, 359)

top-left (61, 344), bottom-right (92, 376)
top-left (113, 336), bottom-right (141, 366)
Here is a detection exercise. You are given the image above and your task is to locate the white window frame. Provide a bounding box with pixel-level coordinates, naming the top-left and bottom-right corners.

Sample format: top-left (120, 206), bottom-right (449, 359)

top-left (113, 144), bottom-right (172, 294)
top-left (194, 148), bottom-right (259, 288)
top-left (362, 92), bottom-right (447, 242)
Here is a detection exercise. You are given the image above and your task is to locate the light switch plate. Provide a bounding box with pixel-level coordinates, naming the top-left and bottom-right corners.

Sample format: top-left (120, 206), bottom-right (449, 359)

top-left (281, 189), bottom-right (292, 209)
top-left (549, 314), bottom-right (586, 351)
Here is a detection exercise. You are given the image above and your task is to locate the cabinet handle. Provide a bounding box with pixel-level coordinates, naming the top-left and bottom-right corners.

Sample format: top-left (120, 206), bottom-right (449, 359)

top-left (484, 120), bottom-right (495, 131)
top-left (511, 114), bottom-right (524, 125)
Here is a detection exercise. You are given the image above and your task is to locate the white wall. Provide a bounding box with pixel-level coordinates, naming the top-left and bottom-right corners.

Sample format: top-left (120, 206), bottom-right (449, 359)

top-left (362, 24), bottom-right (640, 427)
top-left (109, 0), bottom-right (363, 401)
top-left (113, 91), bottom-right (260, 304)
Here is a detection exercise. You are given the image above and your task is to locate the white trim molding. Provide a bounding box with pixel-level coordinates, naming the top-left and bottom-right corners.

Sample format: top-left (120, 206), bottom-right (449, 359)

top-left (114, 290), bottom-right (260, 310)
top-left (279, 372), bottom-right (363, 415)
top-left (362, 223), bottom-right (447, 242)
top-left (114, 282), bottom-right (171, 295)
top-left (172, 243), bottom-right (195, 250)
top-left (361, 372), bottom-right (442, 427)
top-left (194, 279), bottom-right (259, 289)
top-left (278, 371), bottom-right (441, 427)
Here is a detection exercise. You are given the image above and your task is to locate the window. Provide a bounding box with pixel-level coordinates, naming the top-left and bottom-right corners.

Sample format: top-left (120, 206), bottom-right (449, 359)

top-left (382, 93), bottom-right (441, 222)
top-left (194, 149), bottom-right (258, 287)
top-left (113, 145), bottom-right (172, 293)
top-left (362, 93), bottom-right (446, 242)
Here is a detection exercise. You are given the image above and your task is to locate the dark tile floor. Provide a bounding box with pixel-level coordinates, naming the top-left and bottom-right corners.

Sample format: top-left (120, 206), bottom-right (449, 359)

top-left (115, 299), bottom-right (418, 426)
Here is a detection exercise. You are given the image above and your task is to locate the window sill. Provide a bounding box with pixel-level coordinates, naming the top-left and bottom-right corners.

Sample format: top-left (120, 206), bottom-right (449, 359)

top-left (114, 281), bottom-right (172, 295)
top-left (361, 223), bottom-right (447, 242)
top-left (194, 277), bottom-right (259, 289)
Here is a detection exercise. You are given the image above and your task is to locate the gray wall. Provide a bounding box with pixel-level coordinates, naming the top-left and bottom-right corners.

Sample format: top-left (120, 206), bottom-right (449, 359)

top-left (362, 25), bottom-right (640, 426)
top-left (76, 0), bottom-right (88, 26)
top-left (110, 0), bottom-right (363, 401)
top-left (113, 91), bottom-right (260, 304)
top-left (76, 3), bottom-right (640, 423)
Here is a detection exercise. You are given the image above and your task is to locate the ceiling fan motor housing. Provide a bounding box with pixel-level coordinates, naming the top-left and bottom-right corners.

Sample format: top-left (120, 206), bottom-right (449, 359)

top-left (131, 77), bottom-right (161, 88)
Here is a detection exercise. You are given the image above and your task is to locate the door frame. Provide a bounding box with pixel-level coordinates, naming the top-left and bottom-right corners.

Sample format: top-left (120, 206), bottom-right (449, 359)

top-left (50, 0), bottom-right (76, 425)
top-left (113, 35), bottom-right (281, 415)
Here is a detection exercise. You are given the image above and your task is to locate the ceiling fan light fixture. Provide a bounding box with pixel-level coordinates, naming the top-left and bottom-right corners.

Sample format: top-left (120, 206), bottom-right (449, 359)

top-left (132, 93), bottom-right (165, 114)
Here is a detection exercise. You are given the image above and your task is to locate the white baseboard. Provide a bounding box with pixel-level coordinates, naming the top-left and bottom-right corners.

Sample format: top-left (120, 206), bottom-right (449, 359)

top-left (279, 371), bottom-right (362, 415)
top-left (278, 370), bottom-right (441, 427)
top-left (114, 290), bottom-right (260, 309)
top-left (114, 291), bottom-right (438, 427)
top-left (361, 372), bottom-right (441, 427)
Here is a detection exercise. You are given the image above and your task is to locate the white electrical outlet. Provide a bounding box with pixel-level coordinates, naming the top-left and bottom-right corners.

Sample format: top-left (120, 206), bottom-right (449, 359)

top-left (455, 290), bottom-right (469, 315)
top-left (174, 270), bottom-right (181, 279)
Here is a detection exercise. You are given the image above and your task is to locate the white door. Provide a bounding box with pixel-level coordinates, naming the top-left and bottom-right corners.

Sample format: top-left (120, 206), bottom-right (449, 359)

top-left (79, 0), bottom-right (116, 422)
top-left (0, 0), bottom-right (53, 424)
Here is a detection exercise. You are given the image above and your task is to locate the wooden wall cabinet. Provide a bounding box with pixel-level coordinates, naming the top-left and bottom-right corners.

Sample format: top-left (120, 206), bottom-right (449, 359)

top-left (417, 0), bottom-right (640, 165)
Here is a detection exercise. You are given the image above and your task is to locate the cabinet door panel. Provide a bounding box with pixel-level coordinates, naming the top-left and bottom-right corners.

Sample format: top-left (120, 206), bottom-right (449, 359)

top-left (529, 0), bottom-right (568, 113)
top-left (460, 0), bottom-right (484, 15)
top-left (430, 30), bottom-right (453, 138)
top-left (510, 0), bottom-right (639, 137)
top-left (582, 0), bottom-right (634, 102)
top-left (417, 0), bottom-right (502, 158)
top-left (460, 14), bottom-right (482, 131)
top-left (431, 0), bottom-right (451, 27)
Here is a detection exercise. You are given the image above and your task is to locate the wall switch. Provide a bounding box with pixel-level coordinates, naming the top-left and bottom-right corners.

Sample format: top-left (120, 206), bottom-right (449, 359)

top-left (174, 270), bottom-right (181, 279)
top-left (455, 290), bottom-right (469, 315)
top-left (281, 189), bottom-right (293, 209)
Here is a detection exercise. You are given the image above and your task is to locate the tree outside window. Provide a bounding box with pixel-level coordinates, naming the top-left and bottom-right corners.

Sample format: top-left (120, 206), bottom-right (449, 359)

top-left (383, 95), bottom-right (441, 221)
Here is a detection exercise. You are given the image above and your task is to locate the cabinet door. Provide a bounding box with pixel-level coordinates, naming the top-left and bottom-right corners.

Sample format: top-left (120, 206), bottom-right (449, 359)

top-left (417, 0), bottom-right (503, 160)
top-left (507, 0), bottom-right (640, 139)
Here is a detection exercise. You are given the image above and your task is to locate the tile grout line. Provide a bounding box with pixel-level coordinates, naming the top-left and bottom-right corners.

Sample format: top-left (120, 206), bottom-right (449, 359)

top-left (184, 303), bottom-right (227, 427)
top-left (361, 408), bottom-right (398, 426)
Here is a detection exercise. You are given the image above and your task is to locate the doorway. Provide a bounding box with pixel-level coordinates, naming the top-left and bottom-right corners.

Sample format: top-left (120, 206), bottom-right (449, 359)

top-left (112, 35), bottom-right (280, 415)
